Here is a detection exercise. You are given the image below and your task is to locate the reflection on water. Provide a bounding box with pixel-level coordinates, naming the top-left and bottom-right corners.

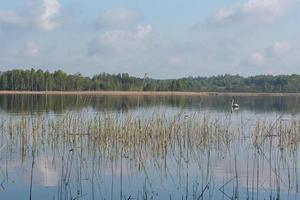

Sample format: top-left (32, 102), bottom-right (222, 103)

top-left (0, 94), bottom-right (300, 114)
top-left (0, 94), bottom-right (299, 199)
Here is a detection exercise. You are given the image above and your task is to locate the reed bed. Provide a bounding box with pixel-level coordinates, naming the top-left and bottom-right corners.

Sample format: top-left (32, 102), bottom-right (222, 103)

top-left (252, 118), bottom-right (300, 151)
top-left (0, 112), bottom-right (239, 162)
top-left (1, 112), bottom-right (300, 199)
top-left (1, 112), bottom-right (300, 161)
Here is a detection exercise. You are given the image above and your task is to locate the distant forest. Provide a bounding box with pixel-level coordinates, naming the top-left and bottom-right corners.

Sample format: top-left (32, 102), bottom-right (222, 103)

top-left (0, 69), bottom-right (300, 92)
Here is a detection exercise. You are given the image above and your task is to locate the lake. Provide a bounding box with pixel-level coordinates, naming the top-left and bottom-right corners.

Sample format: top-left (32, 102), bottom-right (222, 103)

top-left (0, 94), bottom-right (299, 200)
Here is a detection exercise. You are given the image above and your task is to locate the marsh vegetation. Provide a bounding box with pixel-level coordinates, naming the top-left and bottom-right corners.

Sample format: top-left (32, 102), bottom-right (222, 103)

top-left (0, 95), bottom-right (299, 199)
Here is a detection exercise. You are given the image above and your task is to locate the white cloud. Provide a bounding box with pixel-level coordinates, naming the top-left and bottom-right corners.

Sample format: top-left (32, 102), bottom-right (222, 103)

top-left (267, 41), bottom-right (291, 56)
top-left (37, 0), bottom-right (60, 31)
top-left (252, 41), bottom-right (291, 60)
top-left (88, 24), bottom-right (152, 55)
top-left (135, 24), bottom-right (152, 39)
top-left (0, 11), bottom-right (26, 28)
top-left (95, 8), bottom-right (143, 29)
top-left (210, 0), bottom-right (298, 24)
top-left (248, 52), bottom-right (266, 65)
top-left (0, 0), bottom-right (60, 31)
top-left (1, 1), bottom-right (299, 78)
top-left (240, 41), bottom-right (293, 74)
top-left (167, 56), bottom-right (185, 66)
top-left (22, 42), bottom-right (41, 57)
top-left (89, 8), bottom-right (151, 56)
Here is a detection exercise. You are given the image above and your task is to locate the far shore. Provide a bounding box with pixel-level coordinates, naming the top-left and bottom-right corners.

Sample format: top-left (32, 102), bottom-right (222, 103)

top-left (0, 90), bottom-right (299, 97)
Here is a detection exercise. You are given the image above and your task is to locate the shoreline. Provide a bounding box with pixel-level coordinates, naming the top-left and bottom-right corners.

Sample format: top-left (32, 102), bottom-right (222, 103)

top-left (0, 90), bottom-right (299, 97)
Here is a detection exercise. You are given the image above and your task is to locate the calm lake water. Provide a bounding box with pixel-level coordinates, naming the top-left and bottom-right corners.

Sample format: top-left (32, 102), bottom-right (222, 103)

top-left (0, 94), bottom-right (300, 200)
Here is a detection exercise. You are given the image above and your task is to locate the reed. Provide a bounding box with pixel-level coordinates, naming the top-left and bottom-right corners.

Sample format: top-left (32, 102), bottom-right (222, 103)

top-left (1, 111), bottom-right (300, 199)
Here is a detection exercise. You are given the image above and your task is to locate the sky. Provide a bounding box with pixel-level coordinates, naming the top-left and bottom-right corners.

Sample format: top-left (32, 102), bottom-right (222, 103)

top-left (0, 0), bottom-right (300, 78)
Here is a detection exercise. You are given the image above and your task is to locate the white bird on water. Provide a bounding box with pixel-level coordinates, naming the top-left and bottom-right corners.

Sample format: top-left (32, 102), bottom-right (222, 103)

top-left (231, 99), bottom-right (239, 111)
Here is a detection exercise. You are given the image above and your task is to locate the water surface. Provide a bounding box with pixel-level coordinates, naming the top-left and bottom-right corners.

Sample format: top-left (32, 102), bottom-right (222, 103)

top-left (0, 94), bottom-right (299, 200)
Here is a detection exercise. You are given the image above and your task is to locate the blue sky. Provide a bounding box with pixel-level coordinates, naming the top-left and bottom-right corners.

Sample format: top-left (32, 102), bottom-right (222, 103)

top-left (0, 0), bottom-right (300, 78)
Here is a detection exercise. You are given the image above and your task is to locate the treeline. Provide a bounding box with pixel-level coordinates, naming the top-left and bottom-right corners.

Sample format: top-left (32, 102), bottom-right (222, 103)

top-left (0, 69), bottom-right (300, 92)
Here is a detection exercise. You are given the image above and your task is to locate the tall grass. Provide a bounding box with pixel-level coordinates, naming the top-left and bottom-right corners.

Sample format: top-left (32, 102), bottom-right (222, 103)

top-left (1, 111), bottom-right (300, 199)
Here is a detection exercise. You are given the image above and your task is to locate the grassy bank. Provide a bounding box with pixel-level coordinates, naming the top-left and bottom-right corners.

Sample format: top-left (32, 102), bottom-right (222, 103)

top-left (0, 90), bottom-right (299, 96)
